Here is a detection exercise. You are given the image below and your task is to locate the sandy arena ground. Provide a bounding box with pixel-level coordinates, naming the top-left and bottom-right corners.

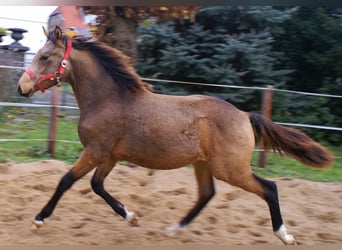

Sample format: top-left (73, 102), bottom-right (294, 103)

top-left (0, 159), bottom-right (341, 245)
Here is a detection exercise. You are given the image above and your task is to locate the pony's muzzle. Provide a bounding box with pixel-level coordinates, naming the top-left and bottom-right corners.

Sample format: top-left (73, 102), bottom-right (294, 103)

top-left (17, 71), bottom-right (34, 97)
top-left (17, 86), bottom-right (30, 98)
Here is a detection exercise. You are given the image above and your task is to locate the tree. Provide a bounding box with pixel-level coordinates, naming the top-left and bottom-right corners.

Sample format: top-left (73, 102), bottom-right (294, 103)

top-left (274, 7), bottom-right (342, 92)
top-left (83, 6), bottom-right (200, 66)
top-left (272, 7), bottom-right (342, 143)
top-left (137, 6), bottom-right (296, 110)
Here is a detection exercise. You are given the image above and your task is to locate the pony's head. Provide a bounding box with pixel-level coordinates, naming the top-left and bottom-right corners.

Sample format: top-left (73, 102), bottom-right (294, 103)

top-left (17, 26), bottom-right (72, 97)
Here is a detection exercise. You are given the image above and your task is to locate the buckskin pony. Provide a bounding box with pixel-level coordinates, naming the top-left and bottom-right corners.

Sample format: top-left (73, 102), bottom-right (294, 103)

top-left (17, 26), bottom-right (334, 245)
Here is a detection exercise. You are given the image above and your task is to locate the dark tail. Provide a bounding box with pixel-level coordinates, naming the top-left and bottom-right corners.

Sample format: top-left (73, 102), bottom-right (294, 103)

top-left (248, 112), bottom-right (334, 168)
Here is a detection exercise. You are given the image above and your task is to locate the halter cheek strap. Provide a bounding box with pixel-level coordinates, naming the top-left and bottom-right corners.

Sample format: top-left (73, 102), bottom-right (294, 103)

top-left (25, 39), bottom-right (72, 93)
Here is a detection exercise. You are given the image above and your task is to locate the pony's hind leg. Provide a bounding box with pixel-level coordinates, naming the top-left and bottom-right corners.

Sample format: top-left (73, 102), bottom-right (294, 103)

top-left (90, 158), bottom-right (138, 226)
top-left (31, 150), bottom-right (98, 230)
top-left (167, 161), bottom-right (215, 236)
top-left (252, 174), bottom-right (296, 245)
top-left (225, 172), bottom-right (296, 245)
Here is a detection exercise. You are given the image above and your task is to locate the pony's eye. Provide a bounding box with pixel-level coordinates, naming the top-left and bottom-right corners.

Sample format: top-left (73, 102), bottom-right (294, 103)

top-left (40, 55), bottom-right (49, 60)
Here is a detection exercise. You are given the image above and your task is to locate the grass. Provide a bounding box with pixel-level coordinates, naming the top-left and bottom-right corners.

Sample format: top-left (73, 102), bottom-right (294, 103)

top-left (0, 107), bottom-right (341, 182)
top-left (0, 107), bottom-right (82, 164)
top-left (251, 150), bottom-right (342, 182)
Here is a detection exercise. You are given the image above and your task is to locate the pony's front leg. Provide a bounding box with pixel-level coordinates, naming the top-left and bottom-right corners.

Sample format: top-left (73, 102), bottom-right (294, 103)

top-left (31, 151), bottom-right (97, 230)
top-left (90, 159), bottom-right (138, 226)
top-left (167, 162), bottom-right (215, 236)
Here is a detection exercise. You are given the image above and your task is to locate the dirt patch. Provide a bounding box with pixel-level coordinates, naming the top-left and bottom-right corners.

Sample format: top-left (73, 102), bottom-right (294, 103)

top-left (0, 160), bottom-right (341, 245)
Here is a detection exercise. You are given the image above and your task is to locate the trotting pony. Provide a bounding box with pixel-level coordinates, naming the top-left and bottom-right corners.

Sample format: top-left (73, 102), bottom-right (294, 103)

top-left (17, 26), bottom-right (334, 245)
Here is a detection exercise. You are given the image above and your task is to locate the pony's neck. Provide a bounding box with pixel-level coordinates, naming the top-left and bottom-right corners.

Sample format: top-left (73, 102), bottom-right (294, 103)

top-left (66, 49), bottom-right (131, 110)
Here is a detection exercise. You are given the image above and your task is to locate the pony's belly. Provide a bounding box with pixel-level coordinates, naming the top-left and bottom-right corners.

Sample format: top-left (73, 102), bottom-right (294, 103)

top-left (130, 157), bottom-right (194, 170)
top-left (115, 141), bottom-right (199, 170)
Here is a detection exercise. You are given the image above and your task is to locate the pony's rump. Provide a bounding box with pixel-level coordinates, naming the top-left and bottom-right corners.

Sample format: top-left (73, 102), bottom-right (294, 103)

top-left (248, 112), bottom-right (334, 168)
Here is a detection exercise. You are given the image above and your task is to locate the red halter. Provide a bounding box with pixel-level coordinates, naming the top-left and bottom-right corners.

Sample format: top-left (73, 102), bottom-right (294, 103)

top-left (25, 39), bottom-right (72, 93)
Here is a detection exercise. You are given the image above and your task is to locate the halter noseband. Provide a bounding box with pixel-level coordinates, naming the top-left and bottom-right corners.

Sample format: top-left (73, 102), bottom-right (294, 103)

top-left (25, 39), bottom-right (72, 93)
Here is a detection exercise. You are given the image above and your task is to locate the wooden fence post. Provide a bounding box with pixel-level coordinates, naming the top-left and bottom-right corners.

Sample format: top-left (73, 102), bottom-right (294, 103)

top-left (258, 85), bottom-right (273, 167)
top-left (47, 87), bottom-right (60, 157)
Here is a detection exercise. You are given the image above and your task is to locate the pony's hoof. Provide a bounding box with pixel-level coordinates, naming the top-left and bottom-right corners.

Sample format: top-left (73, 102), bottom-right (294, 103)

top-left (285, 234), bottom-right (297, 245)
top-left (275, 224), bottom-right (296, 245)
top-left (126, 211), bottom-right (139, 226)
top-left (166, 223), bottom-right (183, 237)
top-left (129, 216), bottom-right (139, 226)
top-left (31, 220), bottom-right (43, 231)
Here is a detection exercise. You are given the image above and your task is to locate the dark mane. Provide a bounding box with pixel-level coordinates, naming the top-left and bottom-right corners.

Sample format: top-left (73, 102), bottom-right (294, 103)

top-left (65, 36), bottom-right (147, 92)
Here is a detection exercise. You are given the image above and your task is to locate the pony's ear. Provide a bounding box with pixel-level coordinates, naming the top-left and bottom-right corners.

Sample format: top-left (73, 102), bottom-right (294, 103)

top-left (54, 26), bottom-right (63, 41)
top-left (42, 26), bottom-right (49, 38)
